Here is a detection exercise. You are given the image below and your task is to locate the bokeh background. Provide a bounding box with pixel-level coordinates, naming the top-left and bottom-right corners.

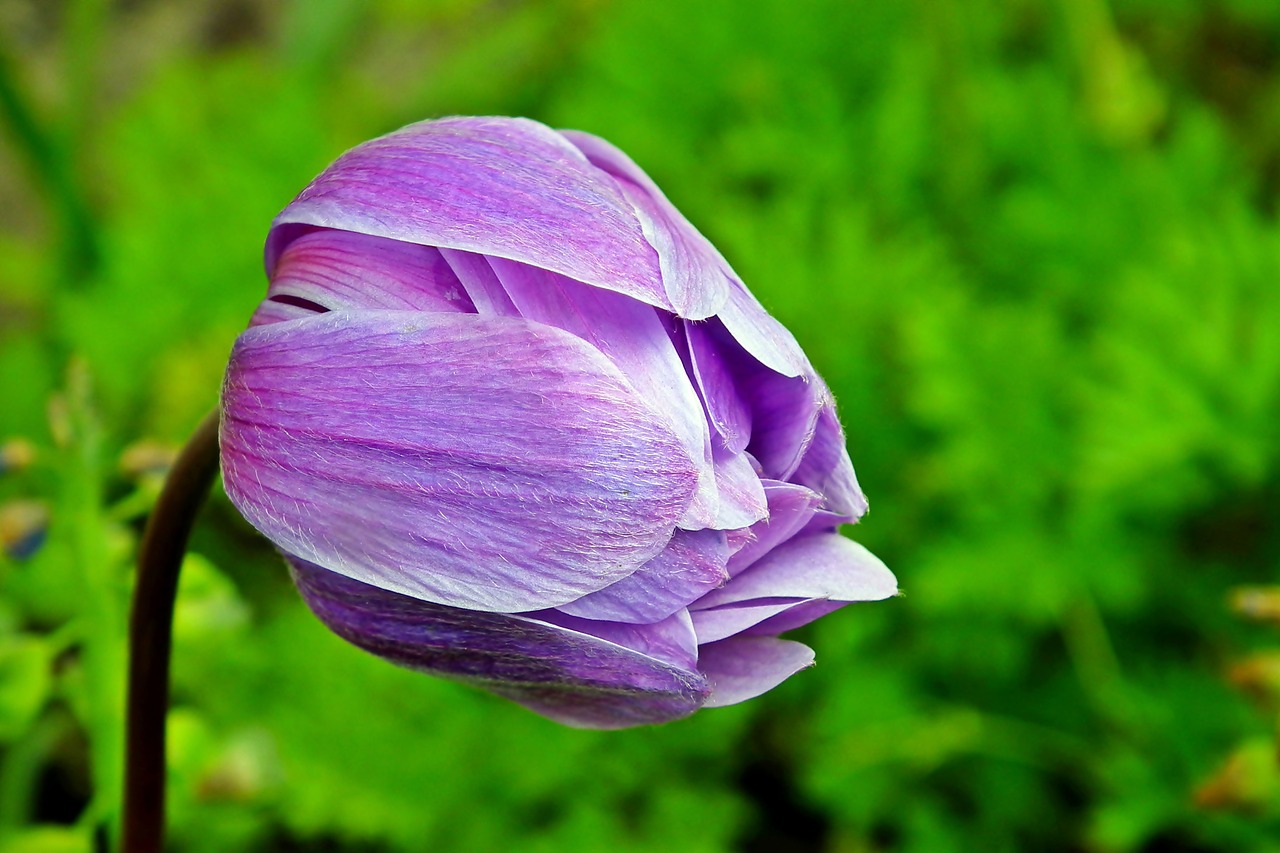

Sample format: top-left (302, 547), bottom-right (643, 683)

top-left (2, 0), bottom-right (1280, 850)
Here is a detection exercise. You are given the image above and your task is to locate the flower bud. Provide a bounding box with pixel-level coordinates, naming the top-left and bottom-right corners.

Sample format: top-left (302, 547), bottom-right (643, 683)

top-left (220, 117), bottom-right (896, 728)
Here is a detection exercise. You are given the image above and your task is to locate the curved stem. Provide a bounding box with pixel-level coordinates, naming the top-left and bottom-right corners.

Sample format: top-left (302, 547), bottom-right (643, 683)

top-left (121, 410), bottom-right (221, 853)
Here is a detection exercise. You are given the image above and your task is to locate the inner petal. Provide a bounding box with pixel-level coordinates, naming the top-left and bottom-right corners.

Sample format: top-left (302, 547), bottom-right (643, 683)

top-left (487, 257), bottom-right (722, 530)
top-left (255, 229), bottom-right (475, 327)
top-left (555, 529), bottom-right (730, 623)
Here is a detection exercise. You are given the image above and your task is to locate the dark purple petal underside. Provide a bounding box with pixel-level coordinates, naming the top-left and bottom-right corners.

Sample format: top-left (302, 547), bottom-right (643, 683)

top-left (291, 558), bottom-right (710, 729)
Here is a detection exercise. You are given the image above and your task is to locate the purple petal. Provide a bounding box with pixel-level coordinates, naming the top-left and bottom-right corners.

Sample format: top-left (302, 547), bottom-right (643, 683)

top-left (291, 558), bottom-right (709, 728)
top-left (691, 598), bottom-right (813, 645)
top-left (790, 399), bottom-right (868, 520)
top-left (250, 298), bottom-right (320, 327)
top-left (257, 229), bottom-right (474, 321)
top-left (556, 529), bottom-right (730, 623)
top-left (686, 318), bottom-right (820, 480)
top-left (710, 447), bottom-right (768, 530)
top-left (740, 599), bottom-right (848, 637)
top-left (696, 533), bottom-right (896, 610)
top-left (699, 637), bottom-right (815, 708)
top-left (220, 310), bottom-right (698, 612)
top-left (802, 508), bottom-right (860, 535)
top-left (718, 284), bottom-right (809, 379)
top-left (486, 257), bottom-right (718, 529)
top-left (559, 130), bottom-right (731, 320)
top-left (438, 249), bottom-right (519, 316)
top-left (736, 359), bottom-right (823, 481)
top-left (267, 117), bottom-right (673, 313)
top-left (728, 481), bottom-right (823, 577)
top-left (532, 608), bottom-right (700, 672)
top-left (685, 321), bottom-right (752, 454)
top-left (726, 526), bottom-right (754, 556)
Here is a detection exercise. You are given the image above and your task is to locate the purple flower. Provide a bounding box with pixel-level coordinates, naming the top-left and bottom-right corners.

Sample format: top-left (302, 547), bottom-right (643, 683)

top-left (219, 117), bottom-right (896, 728)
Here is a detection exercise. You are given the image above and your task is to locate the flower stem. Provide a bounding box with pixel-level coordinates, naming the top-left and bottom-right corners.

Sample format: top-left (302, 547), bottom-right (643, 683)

top-left (121, 410), bottom-right (220, 853)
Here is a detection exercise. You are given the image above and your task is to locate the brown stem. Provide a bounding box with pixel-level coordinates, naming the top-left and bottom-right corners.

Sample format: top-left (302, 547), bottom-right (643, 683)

top-left (121, 410), bottom-right (221, 853)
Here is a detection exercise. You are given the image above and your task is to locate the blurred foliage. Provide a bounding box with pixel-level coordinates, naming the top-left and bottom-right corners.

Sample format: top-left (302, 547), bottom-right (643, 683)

top-left (1, 0), bottom-right (1279, 850)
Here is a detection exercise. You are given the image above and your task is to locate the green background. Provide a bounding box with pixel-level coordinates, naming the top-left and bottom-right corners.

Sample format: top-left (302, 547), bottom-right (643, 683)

top-left (2, 0), bottom-right (1280, 850)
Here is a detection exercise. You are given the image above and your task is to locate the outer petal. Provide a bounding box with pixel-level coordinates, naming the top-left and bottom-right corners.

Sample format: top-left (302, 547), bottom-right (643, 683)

top-left (696, 533), bottom-right (897, 610)
top-left (559, 130), bottom-right (731, 320)
top-left (267, 117), bottom-right (672, 313)
top-left (556, 529), bottom-right (730, 623)
top-left (718, 284), bottom-right (809, 379)
top-left (220, 310), bottom-right (698, 612)
top-left (699, 637), bottom-right (815, 708)
top-left (291, 559), bottom-right (709, 729)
